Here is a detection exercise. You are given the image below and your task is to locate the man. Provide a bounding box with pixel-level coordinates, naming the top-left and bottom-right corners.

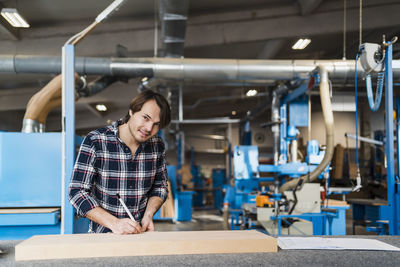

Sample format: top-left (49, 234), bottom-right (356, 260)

top-left (69, 90), bottom-right (171, 234)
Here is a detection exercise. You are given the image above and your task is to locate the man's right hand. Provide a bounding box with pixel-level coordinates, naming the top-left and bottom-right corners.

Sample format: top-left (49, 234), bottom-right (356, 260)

top-left (86, 207), bottom-right (142, 235)
top-left (110, 218), bottom-right (142, 234)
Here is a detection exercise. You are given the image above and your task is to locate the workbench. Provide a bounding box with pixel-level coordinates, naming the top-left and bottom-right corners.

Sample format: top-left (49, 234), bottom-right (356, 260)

top-left (348, 198), bottom-right (389, 234)
top-left (1, 235), bottom-right (400, 266)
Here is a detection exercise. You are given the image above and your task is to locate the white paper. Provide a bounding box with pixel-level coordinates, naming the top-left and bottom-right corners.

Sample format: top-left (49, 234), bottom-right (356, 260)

top-left (278, 237), bottom-right (400, 251)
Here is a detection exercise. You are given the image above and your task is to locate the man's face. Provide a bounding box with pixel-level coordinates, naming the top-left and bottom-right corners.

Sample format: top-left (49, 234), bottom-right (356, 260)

top-left (128, 99), bottom-right (161, 144)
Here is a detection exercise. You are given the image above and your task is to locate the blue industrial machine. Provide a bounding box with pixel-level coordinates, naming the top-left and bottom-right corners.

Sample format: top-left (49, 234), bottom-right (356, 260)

top-left (224, 76), bottom-right (349, 235)
top-left (153, 165), bottom-right (193, 222)
top-left (0, 133), bottom-right (88, 240)
top-left (191, 165), bottom-right (205, 207)
top-left (212, 168), bottom-right (226, 210)
top-left (348, 38), bottom-right (400, 235)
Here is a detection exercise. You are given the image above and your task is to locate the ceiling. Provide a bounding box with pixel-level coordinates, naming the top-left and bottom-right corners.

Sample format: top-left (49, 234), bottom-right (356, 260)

top-left (0, 0), bottom-right (399, 133)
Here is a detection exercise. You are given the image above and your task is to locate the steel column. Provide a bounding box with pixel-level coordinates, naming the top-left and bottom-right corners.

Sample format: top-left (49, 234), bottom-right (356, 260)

top-left (384, 43), bottom-right (398, 235)
top-left (280, 104), bottom-right (287, 163)
top-left (61, 44), bottom-right (75, 234)
top-left (396, 98), bottom-right (400, 181)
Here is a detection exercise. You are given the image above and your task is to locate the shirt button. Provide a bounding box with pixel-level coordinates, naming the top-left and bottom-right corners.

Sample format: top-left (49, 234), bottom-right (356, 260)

top-left (125, 147), bottom-right (129, 152)
top-left (129, 185), bottom-right (133, 189)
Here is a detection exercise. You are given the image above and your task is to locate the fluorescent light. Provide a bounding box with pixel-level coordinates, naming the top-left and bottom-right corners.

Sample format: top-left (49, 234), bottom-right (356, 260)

top-left (95, 0), bottom-right (126, 23)
top-left (292, 38), bottom-right (311, 50)
top-left (1, 8), bottom-right (30, 28)
top-left (246, 89), bottom-right (258, 97)
top-left (95, 104), bottom-right (108, 112)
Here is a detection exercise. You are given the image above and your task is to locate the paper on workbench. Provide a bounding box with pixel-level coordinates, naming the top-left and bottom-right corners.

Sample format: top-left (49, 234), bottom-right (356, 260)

top-left (278, 237), bottom-right (400, 251)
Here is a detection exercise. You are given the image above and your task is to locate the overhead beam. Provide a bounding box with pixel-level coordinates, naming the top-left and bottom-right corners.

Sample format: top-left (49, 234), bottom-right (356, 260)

top-left (185, 3), bottom-right (400, 47)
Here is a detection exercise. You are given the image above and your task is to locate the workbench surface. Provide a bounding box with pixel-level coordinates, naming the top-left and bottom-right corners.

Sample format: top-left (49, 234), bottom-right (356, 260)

top-left (1, 235), bottom-right (400, 266)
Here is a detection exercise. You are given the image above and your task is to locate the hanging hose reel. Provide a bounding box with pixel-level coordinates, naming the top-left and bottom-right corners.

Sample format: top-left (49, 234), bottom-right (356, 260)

top-left (359, 43), bottom-right (385, 112)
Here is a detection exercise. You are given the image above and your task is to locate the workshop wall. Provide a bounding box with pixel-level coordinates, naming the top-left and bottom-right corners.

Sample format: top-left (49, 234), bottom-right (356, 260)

top-left (299, 111), bottom-right (358, 148)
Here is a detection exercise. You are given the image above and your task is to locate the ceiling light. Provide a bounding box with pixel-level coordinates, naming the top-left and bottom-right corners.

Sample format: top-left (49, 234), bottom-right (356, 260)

top-left (232, 111), bottom-right (237, 115)
top-left (95, 0), bottom-right (126, 23)
top-left (95, 104), bottom-right (107, 112)
top-left (246, 89), bottom-right (258, 97)
top-left (292, 38), bottom-right (311, 50)
top-left (1, 8), bottom-right (30, 28)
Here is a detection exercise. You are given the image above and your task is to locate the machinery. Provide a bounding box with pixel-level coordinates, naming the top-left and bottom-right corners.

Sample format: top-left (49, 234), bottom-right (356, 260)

top-left (224, 70), bottom-right (349, 235)
top-left (346, 37), bottom-right (400, 235)
top-left (0, 133), bottom-right (89, 240)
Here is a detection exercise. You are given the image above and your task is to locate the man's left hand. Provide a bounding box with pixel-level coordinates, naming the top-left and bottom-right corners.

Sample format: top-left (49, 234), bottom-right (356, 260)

top-left (141, 214), bottom-right (154, 232)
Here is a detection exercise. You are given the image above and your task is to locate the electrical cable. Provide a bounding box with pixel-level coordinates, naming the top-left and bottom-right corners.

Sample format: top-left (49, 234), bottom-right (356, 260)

top-left (355, 52), bottom-right (360, 170)
top-left (353, 52), bottom-right (362, 191)
top-left (359, 0), bottom-right (362, 47)
top-left (343, 0), bottom-right (347, 59)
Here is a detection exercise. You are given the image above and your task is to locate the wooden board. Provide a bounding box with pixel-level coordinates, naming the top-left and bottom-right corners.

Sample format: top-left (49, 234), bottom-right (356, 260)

top-left (15, 230), bottom-right (277, 261)
top-left (160, 181), bottom-right (175, 218)
top-left (0, 208), bottom-right (60, 214)
top-left (323, 199), bottom-right (349, 207)
top-left (332, 144), bottom-right (344, 180)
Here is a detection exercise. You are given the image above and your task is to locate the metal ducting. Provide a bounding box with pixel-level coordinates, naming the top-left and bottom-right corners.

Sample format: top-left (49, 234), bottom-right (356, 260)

top-left (1, 56), bottom-right (400, 83)
top-left (159, 0), bottom-right (189, 58)
top-left (158, 0), bottom-right (189, 122)
top-left (183, 92), bottom-right (269, 109)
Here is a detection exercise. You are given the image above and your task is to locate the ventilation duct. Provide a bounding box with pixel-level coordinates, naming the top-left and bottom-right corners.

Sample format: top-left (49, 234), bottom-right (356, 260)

top-left (1, 56), bottom-right (400, 83)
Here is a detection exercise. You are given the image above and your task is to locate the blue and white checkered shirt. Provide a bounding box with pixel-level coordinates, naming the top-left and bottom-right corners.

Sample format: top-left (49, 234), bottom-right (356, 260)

top-left (68, 119), bottom-right (168, 233)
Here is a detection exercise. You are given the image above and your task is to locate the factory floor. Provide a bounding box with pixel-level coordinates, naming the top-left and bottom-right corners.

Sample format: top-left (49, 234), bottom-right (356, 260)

top-left (154, 207), bottom-right (377, 235)
top-left (155, 209), bottom-right (226, 232)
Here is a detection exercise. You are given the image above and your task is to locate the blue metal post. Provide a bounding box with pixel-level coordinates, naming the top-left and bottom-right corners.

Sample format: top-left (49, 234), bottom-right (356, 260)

top-left (384, 43), bottom-right (398, 235)
top-left (397, 98), bottom-right (400, 181)
top-left (228, 141), bottom-right (232, 180)
top-left (61, 44), bottom-right (75, 234)
top-left (177, 133), bottom-right (182, 170)
top-left (280, 104), bottom-right (287, 163)
top-left (242, 121), bottom-right (252, 145)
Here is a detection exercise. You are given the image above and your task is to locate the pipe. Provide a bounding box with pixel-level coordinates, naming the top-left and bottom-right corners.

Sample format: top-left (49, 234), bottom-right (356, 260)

top-left (184, 92), bottom-right (268, 109)
top-left (22, 73), bottom-right (116, 133)
top-left (279, 66), bottom-right (334, 193)
top-left (22, 119), bottom-right (45, 133)
top-left (76, 75), bottom-right (119, 97)
top-left (291, 139), bottom-right (298, 163)
top-left (272, 84), bottom-right (288, 165)
top-left (345, 133), bottom-right (384, 146)
top-left (2, 56), bottom-right (400, 83)
top-left (22, 74), bottom-right (81, 133)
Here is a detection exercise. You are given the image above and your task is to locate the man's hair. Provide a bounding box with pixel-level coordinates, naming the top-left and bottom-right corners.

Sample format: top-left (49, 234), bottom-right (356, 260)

top-left (123, 90), bottom-right (171, 128)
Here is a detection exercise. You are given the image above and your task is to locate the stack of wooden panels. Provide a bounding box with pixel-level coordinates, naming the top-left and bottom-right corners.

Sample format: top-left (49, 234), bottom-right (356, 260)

top-left (15, 230), bottom-right (277, 261)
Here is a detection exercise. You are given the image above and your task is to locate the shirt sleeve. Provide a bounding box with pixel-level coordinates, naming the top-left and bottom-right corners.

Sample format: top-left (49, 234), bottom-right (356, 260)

top-left (148, 143), bottom-right (169, 202)
top-left (68, 134), bottom-right (100, 217)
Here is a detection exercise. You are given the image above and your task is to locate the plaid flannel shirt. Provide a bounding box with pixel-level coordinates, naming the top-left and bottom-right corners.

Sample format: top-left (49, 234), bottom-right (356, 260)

top-left (68, 119), bottom-right (168, 233)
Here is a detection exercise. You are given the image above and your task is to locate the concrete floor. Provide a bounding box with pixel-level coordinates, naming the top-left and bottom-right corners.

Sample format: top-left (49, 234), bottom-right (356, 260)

top-left (155, 208), bottom-right (378, 235)
top-left (155, 209), bottom-right (226, 232)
